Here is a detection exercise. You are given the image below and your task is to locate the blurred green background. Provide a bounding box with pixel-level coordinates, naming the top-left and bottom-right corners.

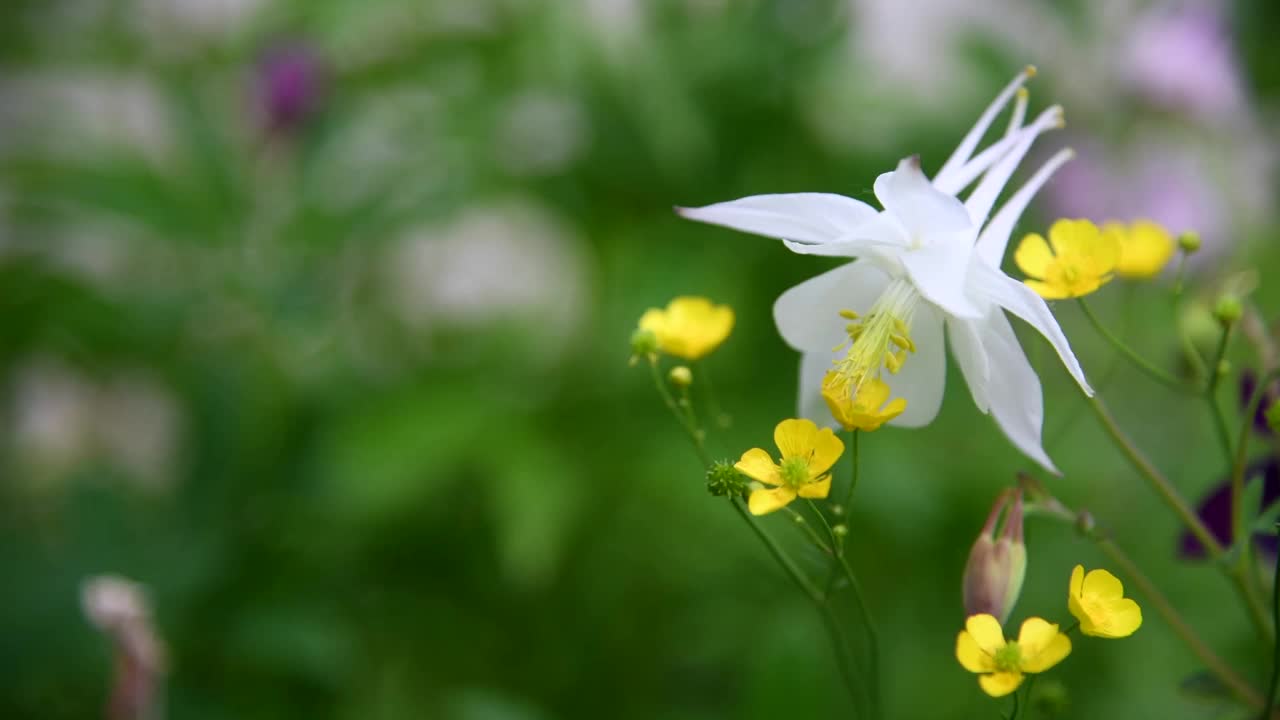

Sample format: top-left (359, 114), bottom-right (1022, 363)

top-left (3, 0), bottom-right (1280, 718)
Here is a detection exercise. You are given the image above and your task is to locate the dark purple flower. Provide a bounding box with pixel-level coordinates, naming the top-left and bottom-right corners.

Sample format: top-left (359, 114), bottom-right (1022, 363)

top-left (1240, 369), bottom-right (1280, 438)
top-left (1179, 456), bottom-right (1279, 560)
top-left (256, 44), bottom-right (326, 133)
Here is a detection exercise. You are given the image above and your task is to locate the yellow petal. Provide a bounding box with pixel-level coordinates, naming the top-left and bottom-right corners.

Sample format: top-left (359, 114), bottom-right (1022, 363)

top-left (1116, 220), bottom-right (1174, 278)
top-left (1046, 218), bottom-right (1098, 258)
top-left (964, 614), bottom-right (1006, 656)
top-left (774, 418), bottom-right (821, 460)
top-left (1014, 233), bottom-right (1054, 279)
top-left (858, 378), bottom-right (892, 408)
top-left (806, 427), bottom-right (844, 476)
top-left (1082, 598), bottom-right (1143, 639)
top-left (978, 671), bottom-right (1024, 697)
top-left (956, 630), bottom-right (995, 673)
top-left (1024, 278), bottom-right (1069, 300)
top-left (663, 296), bottom-right (735, 360)
top-left (1069, 565), bottom-right (1084, 597)
top-left (1081, 568), bottom-right (1125, 600)
top-left (1017, 618), bottom-right (1071, 672)
top-left (796, 474), bottom-right (831, 499)
top-left (735, 448), bottom-right (781, 486)
top-left (748, 486), bottom-right (797, 515)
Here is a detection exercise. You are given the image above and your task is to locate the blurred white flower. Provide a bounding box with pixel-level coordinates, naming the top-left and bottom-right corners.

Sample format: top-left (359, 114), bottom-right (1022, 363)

top-left (384, 200), bottom-right (589, 361)
top-left (132, 0), bottom-right (265, 51)
top-left (9, 359), bottom-right (181, 491)
top-left (495, 91), bottom-right (590, 177)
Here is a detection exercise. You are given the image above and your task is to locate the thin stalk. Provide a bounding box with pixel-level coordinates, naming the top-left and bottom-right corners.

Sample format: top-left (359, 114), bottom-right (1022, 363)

top-left (837, 553), bottom-right (882, 719)
top-left (1261, 523), bottom-right (1280, 720)
top-left (1171, 253), bottom-right (1208, 383)
top-left (785, 507), bottom-right (834, 556)
top-left (1233, 370), bottom-right (1280, 642)
top-left (1086, 394), bottom-right (1222, 556)
top-left (1094, 537), bottom-right (1265, 709)
top-left (1207, 326), bottom-right (1236, 463)
top-left (1077, 298), bottom-right (1190, 392)
top-left (649, 360), bottom-right (711, 467)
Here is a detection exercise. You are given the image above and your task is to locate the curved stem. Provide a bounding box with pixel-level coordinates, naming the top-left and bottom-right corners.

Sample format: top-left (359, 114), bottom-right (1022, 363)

top-left (730, 499), bottom-right (822, 603)
top-left (837, 553), bottom-right (881, 719)
top-left (1094, 537), bottom-right (1265, 710)
top-left (1077, 298), bottom-right (1191, 393)
top-left (1086, 394), bottom-right (1223, 556)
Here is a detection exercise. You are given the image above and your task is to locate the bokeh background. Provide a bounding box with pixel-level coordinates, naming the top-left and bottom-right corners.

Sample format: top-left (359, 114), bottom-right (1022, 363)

top-left (3, 0), bottom-right (1280, 718)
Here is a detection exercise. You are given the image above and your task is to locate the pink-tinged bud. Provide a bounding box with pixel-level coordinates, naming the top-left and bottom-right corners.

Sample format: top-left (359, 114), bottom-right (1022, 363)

top-left (962, 489), bottom-right (1027, 623)
top-left (82, 575), bottom-right (166, 720)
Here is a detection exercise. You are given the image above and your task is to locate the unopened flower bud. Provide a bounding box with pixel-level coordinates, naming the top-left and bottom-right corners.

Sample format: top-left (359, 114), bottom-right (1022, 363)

top-left (1213, 295), bottom-right (1243, 327)
top-left (833, 523), bottom-right (849, 538)
top-left (706, 460), bottom-right (748, 498)
top-left (630, 327), bottom-right (659, 361)
top-left (668, 366), bottom-right (693, 388)
top-left (962, 489), bottom-right (1027, 624)
top-left (1177, 231), bottom-right (1201, 254)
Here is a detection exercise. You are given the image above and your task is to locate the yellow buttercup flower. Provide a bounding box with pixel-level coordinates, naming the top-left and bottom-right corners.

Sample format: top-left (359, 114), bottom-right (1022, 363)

top-left (821, 372), bottom-right (906, 432)
top-left (956, 614), bottom-right (1072, 697)
top-left (1104, 219), bottom-right (1175, 279)
top-left (735, 418), bottom-right (843, 515)
top-left (1014, 219), bottom-right (1118, 299)
top-left (1067, 565), bottom-right (1142, 638)
top-left (638, 296), bottom-right (734, 361)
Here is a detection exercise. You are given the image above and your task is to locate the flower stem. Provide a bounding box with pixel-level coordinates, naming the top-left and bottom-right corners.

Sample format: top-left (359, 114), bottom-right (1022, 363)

top-left (1207, 326), bottom-right (1236, 464)
top-left (1261, 523), bottom-right (1280, 720)
top-left (1233, 370), bottom-right (1280, 643)
top-left (1077, 298), bottom-right (1191, 393)
top-left (1085, 394), bottom-right (1223, 556)
top-left (1092, 536), bottom-right (1265, 710)
top-left (648, 359), bottom-right (712, 466)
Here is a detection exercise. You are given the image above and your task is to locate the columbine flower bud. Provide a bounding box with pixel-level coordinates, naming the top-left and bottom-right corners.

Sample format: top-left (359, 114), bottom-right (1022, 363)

top-left (706, 460), bottom-right (748, 498)
top-left (82, 575), bottom-right (166, 720)
top-left (1213, 295), bottom-right (1243, 327)
top-left (963, 489), bottom-right (1027, 624)
top-left (1177, 231), bottom-right (1201, 254)
top-left (668, 365), bottom-right (693, 388)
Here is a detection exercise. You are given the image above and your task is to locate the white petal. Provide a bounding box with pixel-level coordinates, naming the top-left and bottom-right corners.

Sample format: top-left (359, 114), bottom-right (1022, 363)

top-left (873, 157), bottom-right (973, 240)
top-left (980, 311), bottom-right (1059, 474)
top-left (975, 148), bottom-right (1075, 268)
top-left (677, 193), bottom-right (879, 246)
top-left (932, 90), bottom-right (1028, 197)
top-left (932, 67), bottom-right (1036, 190)
top-left (963, 106), bottom-right (1063, 231)
top-left (947, 316), bottom-right (991, 413)
top-left (899, 238), bottom-right (983, 319)
top-left (773, 261), bottom-right (892, 352)
top-left (887, 303), bottom-right (946, 427)
top-left (971, 262), bottom-right (1093, 395)
top-left (797, 350), bottom-right (840, 429)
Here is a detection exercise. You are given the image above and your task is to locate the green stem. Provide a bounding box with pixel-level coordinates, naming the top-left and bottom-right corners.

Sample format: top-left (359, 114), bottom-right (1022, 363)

top-left (649, 360), bottom-right (711, 467)
top-left (1077, 298), bottom-right (1191, 392)
top-left (1206, 325), bottom-right (1236, 463)
top-left (1261, 523), bottom-right (1280, 720)
top-left (1086, 394), bottom-right (1223, 556)
top-left (786, 507), bottom-right (834, 556)
top-left (1234, 370), bottom-right (1280, 642)
top-left (837, 553), bottom-right (881, 719)
top-left (1093, 537), bottom-right (1265, 710)
top-left (1171, 253), bottom-right (1208, 383)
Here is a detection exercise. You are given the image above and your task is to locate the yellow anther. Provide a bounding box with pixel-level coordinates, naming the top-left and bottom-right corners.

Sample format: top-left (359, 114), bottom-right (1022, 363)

top-left (839, 309), bottom-right (859, 320)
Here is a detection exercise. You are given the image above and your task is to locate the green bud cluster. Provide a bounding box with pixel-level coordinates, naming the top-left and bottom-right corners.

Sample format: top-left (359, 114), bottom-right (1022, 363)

top-left (706, 460), bottom-right (748, 498)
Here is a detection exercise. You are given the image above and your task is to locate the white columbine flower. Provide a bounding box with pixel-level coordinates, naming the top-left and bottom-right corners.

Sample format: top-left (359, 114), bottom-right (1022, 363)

top-left (678, 67), bottom-right (1091, 473)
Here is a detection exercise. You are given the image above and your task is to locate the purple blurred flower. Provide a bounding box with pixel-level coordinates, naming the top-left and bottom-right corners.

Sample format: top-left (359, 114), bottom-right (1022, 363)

top-left (1179, 457), bottom-right (1279, 560)
top-left (256, 43), bottom-right (326, 133)
top-left (1124, 3), bottom-right (1244, 121)
top-left (1240, 369), bottom-right (1280, 437)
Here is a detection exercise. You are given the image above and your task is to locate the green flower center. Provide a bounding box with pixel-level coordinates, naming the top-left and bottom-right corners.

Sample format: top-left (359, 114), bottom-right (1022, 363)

top-left (779, 456), bottom-right (811, 488)
top-left (993, 641), bottom-right (1022, 672)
